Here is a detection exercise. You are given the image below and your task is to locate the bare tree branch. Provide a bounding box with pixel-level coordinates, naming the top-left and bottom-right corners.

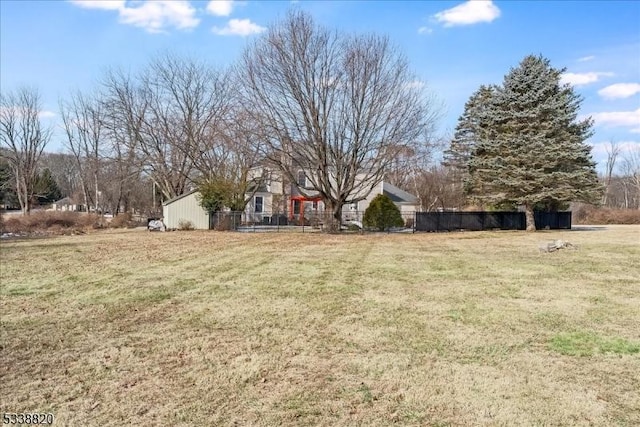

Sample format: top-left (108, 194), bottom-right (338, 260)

top-left (0, 87), bottom-right (52, 214)
top-left (240, 11), bottom-right (438, 231)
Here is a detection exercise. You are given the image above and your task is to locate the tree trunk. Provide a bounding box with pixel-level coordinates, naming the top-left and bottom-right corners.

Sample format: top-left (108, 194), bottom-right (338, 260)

top-left (17, 176), bottom-right (31, 215)
top-left (524, 202), bottom-right (536, 232)
top-left (16, 175), bottom-right (26, 215)
top-left (325, 199), bottom-right (343, 233)
top-left (94, 172), bottom-right (99, 213)
top-left (81, 183), bottom-right (90, 214)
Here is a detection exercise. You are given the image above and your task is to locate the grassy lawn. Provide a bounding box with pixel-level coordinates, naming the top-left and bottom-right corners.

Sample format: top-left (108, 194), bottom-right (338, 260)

top-left (1, 226), bottom-right (639, 426)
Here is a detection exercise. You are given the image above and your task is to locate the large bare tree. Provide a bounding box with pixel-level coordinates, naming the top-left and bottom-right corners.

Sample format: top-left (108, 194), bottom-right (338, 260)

top-left (60, 91), bottom-right (106, 212)
top-left (602, 140), bottom-right (620, 206)
top-left (240, 11), bottom-right (436, 231)
top-left (0, 87), bottom-right (52, 214)
top-left (620, 146), bottom-right (640, 210)
top-left (131, 53), bottom-right (234, 201)
top-left (193, 108), bottom-right (270, 212)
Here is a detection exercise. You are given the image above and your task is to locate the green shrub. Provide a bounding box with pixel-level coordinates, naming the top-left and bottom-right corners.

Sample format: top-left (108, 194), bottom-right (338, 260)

top-left (346, 222), bottom-right (362, 232)
top-left (363, 194), bottom-right (404, 231)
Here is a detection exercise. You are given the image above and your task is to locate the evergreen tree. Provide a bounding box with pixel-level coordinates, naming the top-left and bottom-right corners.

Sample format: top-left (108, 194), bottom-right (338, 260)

top-left (33, 168), bottom-right (62, 205)
top-left (197, 178), bottom-right (246, 213)
top-left (443, 85), bottom-right (496, 180)
top-left (0, 158), bottom-right (18, 208)
top-left (465, 55), bottom-right (602, 231)
top-left (363, 194), bottom-right (404, 231)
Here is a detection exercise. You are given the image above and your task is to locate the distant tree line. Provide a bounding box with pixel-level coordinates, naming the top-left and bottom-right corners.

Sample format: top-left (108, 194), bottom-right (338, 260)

top-left (600, 141), bottom-right (640, 210)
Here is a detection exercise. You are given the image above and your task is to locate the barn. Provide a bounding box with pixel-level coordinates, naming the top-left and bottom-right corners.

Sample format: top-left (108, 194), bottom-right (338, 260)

top-left (162, 190), bottom-right (210, 230)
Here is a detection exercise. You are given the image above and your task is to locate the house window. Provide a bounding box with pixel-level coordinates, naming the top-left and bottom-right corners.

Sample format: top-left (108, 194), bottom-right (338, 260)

top-left (254, 196), bottom-right (263, 213)
top-left (312, 201), bottom-right (318, 210)
top-left (350, 202), bottom-right (358, 211)
top-left (297, 170), bottom-right (306, 187)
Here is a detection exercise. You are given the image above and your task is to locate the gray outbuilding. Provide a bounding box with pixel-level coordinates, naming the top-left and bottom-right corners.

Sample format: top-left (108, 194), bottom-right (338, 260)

top-left (162, 190), bottom-right (210, 230)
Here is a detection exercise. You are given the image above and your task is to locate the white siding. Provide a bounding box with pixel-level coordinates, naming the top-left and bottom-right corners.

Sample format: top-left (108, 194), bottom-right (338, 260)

top-left (163, 192), bottom-right (210, 230)
top-left (399, 203), bottom-right (419, 214)
top-left (358, 181), bottom-right (384, 213)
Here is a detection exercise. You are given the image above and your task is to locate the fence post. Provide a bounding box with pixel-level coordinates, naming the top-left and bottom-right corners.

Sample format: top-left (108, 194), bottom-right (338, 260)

top-left (413, 211), bottom-right (416, 233)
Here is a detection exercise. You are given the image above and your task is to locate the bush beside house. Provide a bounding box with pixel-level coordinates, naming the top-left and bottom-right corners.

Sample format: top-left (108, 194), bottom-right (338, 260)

top-left (363, 194), bottom-right (404, 231)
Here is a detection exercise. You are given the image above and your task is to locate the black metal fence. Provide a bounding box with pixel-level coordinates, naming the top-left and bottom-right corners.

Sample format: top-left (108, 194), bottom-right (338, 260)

top-left (414, 211), bottom-right (571, 232)
top-left (533, 211), bottom-right (572, 230)
top-left (208, 210), bottom-right (416, 232)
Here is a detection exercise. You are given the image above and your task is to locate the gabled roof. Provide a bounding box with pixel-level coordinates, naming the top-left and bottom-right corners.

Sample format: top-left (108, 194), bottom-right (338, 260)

top-left (246, 180), bottom-right (269, 193)
top-left (383, 182), bottom-right (419, 204)
top-left (162, 189), bottom-right (199, 206)
top-left (53, 197), bottom-right (74, 205)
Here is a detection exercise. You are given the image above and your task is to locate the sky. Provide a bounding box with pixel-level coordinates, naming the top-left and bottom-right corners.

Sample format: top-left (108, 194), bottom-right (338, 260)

top-left (1, 0), bottom-right (639, 171)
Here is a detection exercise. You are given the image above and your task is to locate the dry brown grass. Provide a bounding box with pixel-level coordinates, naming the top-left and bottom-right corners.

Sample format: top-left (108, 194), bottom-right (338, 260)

top-left (1, 226), bottom-right (639, 426)
top-left (574, 206), bottom-right (640, 225)
top-left (0, 211), bottom-right (106, 235)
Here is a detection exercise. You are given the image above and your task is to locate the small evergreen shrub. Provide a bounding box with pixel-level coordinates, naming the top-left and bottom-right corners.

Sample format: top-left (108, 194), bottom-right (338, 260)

top-left (363, 194), bottom-right (404, 231)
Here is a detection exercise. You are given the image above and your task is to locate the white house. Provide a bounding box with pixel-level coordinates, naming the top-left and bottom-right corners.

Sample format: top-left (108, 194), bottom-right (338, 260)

top-left (162, 170), bottom-right (420, 230)
top-left (245, 167), bottom-right (419, 224)
top-left (50, 197), bottom-right (82, 212)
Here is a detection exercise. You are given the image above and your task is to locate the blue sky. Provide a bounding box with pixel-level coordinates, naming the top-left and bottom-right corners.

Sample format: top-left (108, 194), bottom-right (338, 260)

top-left (1, 0), bottom-right (639, 171)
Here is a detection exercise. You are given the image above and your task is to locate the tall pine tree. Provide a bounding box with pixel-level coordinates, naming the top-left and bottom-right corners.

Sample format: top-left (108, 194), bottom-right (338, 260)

top-left (444, 85), bottom-right (496, 179)
top-left (465, 55), bottom-right (601, 231)
top-left (33, 168), bottom-right (62, 205)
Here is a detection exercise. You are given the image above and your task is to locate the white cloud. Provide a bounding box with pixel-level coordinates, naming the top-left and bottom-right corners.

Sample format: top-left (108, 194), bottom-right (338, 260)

top-left (38, 110), bottom-right (56, 119)
top-left (598, 83), bottom-right (640, 100)
top-left (212, 19), bottom-right (265, 36)
top-left (0, 106), bottom-right (56, 119)
top-left (69, 0), bottom-right (124, 11)
top-left (118, 1), bottom-right (199, 33)
top-left (589, 108), bottom-right (640, 128)
top-left (206, 0), bottom-right (233, 17)
top-left (560, 71), bottom-right (614, 86)
top-left (70, 0), bottom-right (199, 33)
top-left (590, 140), bottom-right (640, 156)
top-left (405, 80), bottom-right (426, 89)
top-left (578, 55), bottom-right (595, 62)
top-left (631, 128), bottom-right (640, 134)
top-left (432, 0), bottom-right (500, 27)
top-left (418, 26), bottom-right (433, 35)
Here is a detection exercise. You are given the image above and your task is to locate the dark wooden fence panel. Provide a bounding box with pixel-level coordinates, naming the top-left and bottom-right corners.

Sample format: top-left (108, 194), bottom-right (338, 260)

top-left (415, 211), bottom-right (571, 232)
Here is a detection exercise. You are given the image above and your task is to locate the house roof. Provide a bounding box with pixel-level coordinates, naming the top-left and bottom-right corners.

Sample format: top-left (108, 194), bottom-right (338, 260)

top-left (382, 182), bottom-right (419, 204)
top-left (162, 189), bottom-right (199, 206)
top-left (53, 196), bottom-right (74, 205)
top-left (246, 181), bottom-right (269, 193)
